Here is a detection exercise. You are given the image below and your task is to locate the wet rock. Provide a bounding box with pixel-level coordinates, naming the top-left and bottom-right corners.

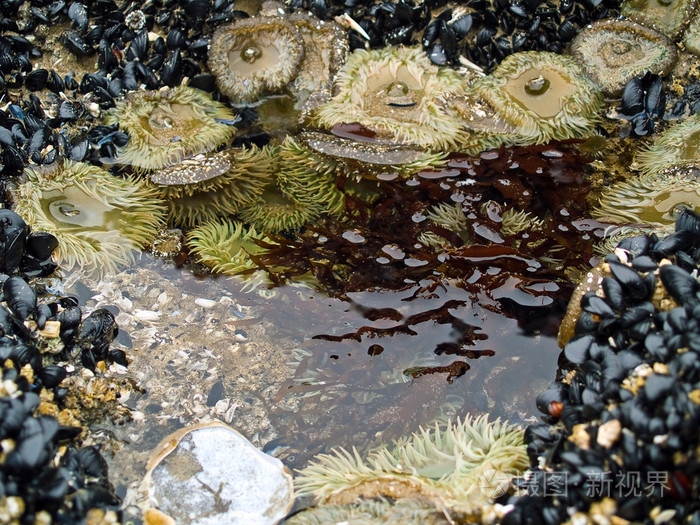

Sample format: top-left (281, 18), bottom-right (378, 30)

top-left (142, 421), bottom-right (293, 525)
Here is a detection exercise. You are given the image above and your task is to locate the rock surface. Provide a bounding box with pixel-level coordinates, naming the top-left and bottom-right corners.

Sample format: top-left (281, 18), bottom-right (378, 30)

top-left (142, 421), bottom-right (293, 525)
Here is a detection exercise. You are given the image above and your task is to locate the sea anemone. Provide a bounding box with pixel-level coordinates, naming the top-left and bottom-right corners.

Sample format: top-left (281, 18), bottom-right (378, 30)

top-left (294, 415), bottom-right (527, 517)
top-left (187, 219), bottom-right (273, 290)
top-left (571, 19), bottom-right (677, 96)
top-left (288, 13), bottom-right (348, 100)
top-left (310, 46), bottom-right (473, 150)
top-left (417, 202), bottom-right (471, 249)
top-left (11, 161), bottom-right (166, 274)
top-left (591, 166), bottom-right (700, 228)
top-left (621, 0), bottom-right (698, 39)
top-left (208, 16), bottom-right (304, 104)
top-left (285, 498), bottom-right (450, 525)
top-left (469, 51), bottom-right (604, 143)
top-left (279, 138), bottom-right (346, 217)
top-left (153, 146), bottom-right (273, 228)
top-left (634, 113), bottom-right (700, 175)
top-left (236, 172), bottom-right (322, 234)
top-left (298, 132), bottom-right (448, 180)
top-left (103, 86), bottom-right (237, 172)
top-left (685, 14), bottom-right (700, 54)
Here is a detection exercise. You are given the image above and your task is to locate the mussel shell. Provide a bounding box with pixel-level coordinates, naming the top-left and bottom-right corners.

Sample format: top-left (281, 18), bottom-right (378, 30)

top-left (3, 276), bottom-right (37, 320)
top-left (0, 209), bottom-right (28, 274)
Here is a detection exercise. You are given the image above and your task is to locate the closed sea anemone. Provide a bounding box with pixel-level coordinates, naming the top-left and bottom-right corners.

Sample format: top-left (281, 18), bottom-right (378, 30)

top-left (469, 51), bottom-right (604, 143)
top-left (152, 145), bottom-right (273, 227)
top-left (208, 16), bottom-right (304, 104)
top-left (591, 166), bottom-right (700, 228)
top-left (621, 0), bottom-right (698, 39)
top-left (11, 161), bottom-right (167, 274)
top-left (298, 131), bottom-right (448, 180)
top-left (634, 113), bottom-right (700, 175)
top-left (571, 19), bottom-right (677, 96)
top-left (310, 46), bottom-right (473, 150)
top-left (103, 86), bottom-right (237, 172)
top-left (294, 415), bottom-right (527, 518)
top-left (187, 219), bottom-right (273, 290)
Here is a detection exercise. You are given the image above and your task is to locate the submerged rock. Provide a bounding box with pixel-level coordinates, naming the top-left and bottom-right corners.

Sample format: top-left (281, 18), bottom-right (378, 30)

top-left (142, 421), bottom-right (294, 525)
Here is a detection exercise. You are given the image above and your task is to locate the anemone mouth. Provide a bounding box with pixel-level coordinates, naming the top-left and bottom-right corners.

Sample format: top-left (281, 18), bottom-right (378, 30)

top-left (311, 46), bottom-right (473, 149)
top-left (571, 19), bottom-right (677, 96)
top-left (469, 51), bottom-right (604, 143)
top-left (635, 113), bottom-right (700, 175)
top-left (591, 167), bottom-right (700, 227)
top-left (104, 86), bottom-right (237, 172)
top-left (621, 0), bottom-right (698, 38)
top-left (11, 161), bottom-right (167, 274)
top-left (208, 16), bottom-right (304, 104)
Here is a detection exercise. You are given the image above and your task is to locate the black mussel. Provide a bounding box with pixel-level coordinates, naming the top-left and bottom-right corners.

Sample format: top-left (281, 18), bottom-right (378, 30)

top-left (188, 73), bottom-right (216, 92)
top-left (25, 68), bottom-right (48, 91)
top-left (536, 381), bottom-right (568, 415)
top-left (62, 30), bottom-right (93, 55)
top-left (161, 49), bottom-right (182, 86)
top-left (654, 229), bottom-right (695, 256)
top-left (36, 303), bottom-right (52, 329)
top-left (4, 277), bottom-right (37, 320)
top-left (36, 365), bottom-right (67, 389)
top-left (602, 276), bottom-right (626, 311)
top-left (0, 126), bottom-right (12, 146)
top-left (660, 264), bottom-right (697, 304)
top-left (0, 210), bottom-right (27, 275)
top-left (57, 305), bottom-right (82, 342)
top-left (608, 261), bottom-right (649, 302)
top-left (581, 292), bottom-right (615, 318)
top-left (166, 27), bottom-right (186, 50)
top-left (75, 308), bottom-right (118, 355)
top-left (79, 72), bottom-right (108, 94)
top-left (77, 446), bottom-right (109, 479)
top-left (59, 100), bottom-right (81, 122)
top-left (108, 349), bottom-right (128, 366)
top-left (68, 2), bottom-right (89, 32)
top-left (46, 69), bottom-right (65, 93)
top-left (69, 139), bottom-right (89, 161)
top-left (564, 334), bottom-right (593, 364)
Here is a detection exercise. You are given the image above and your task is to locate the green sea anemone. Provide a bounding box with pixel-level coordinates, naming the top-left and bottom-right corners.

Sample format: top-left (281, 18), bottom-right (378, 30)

top-left (285, 498), bottom-right (451, 525)
top-left (298, 132), bottom-right (448, 180)
top-left (295, 415), bottom-right (527, 517)
top-left (279, 138), bottom-right (346, 217)
top-left (104, 86), bottom-right (237, 172)
top-left (571, 19), bottom-right (677, 96)
top-left (621, 0), bottom-right (698, 39)
top-left (417, 202), bottom-right (470, 250)
top-left (288, 13), bottom-right (348, 99)
top-left (12, 161), bottom-right (167, 274)
top-left (310, 46), bottom-right (474, 150)
top-left (208, 16), bottom-right (304, 104)
top-left (154, 146), bottom-right (274, 228)
top-left (236, 171), bottom-right (322, 234)
top-left (634, 113), bottom-right (700, 175)
top-left (685, 14), bottom-right (700, 54)
top-left (469, 51), bottom-right (604, 143)
top-left (591, 167), bottom-right (700, 227)
top-left (187, 219), bottom-right (274, 288)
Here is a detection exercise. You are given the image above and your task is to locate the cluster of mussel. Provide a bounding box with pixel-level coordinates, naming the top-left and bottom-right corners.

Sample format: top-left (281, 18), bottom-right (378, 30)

top-left (498, 209), bottom-right (700, 524)
top-left (0, 208), bottom-right (124, 523)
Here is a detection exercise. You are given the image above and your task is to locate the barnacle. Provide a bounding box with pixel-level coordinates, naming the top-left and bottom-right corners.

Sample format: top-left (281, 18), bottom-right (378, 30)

top-left (634, 113), bottom-right (700, 175)
top-left (295, 415), bottom-right (527, 517)
top-left (103, 86), bottom-right (236, 172)
top-left (187, 219), bottom-right (273, 289)
top-left (298, 132), bottom-right (448, 180)
top-left (469, 52), bottom-right (604, 143)
top-left (153, 146), bottom-right (273, 227)
top-left (310, 46), bottom-right (473, 149)
top-left (591, 167), bottom-right (700, 227)
top-left (208, 16), bottom-right (304, 104)
top-left (571, 19), bottom-right (677, 96)
top-left (285, 498), bottom-right (450, 525)
top-left (621, 0), bottom-right (698, 39)
top-left (12, 161), bottom-right (166, 274)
